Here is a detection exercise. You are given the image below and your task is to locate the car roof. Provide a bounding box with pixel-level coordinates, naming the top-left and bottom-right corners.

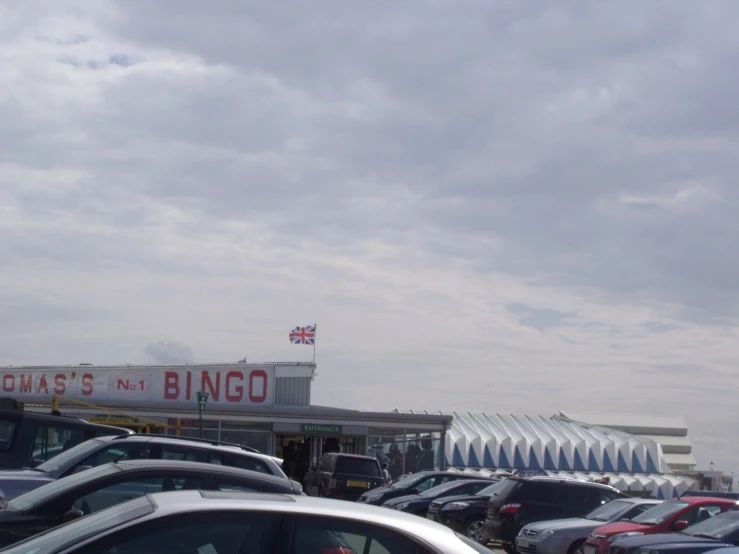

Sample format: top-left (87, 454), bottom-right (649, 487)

top-left (513, 476), bottom-right (622, 492)
top-left (111, 460), bottom-right (291, 484)
top-left (678, 496), bottom-right (739, 506)
top-left (99, 435), bottom-right (280, 463)
top-left (149, 491), bottom-right (462, 542)
top-left (322, 452), bottom-right (378, 461)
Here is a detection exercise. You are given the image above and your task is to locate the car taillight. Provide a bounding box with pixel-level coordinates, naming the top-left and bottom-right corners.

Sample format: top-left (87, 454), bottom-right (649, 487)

top-left (500, 503), bottom-right (522, 514)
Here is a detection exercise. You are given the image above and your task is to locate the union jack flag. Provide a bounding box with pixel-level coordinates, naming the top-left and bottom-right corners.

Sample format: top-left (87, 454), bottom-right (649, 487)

top-left (289, 325), bottom-right (316, 345)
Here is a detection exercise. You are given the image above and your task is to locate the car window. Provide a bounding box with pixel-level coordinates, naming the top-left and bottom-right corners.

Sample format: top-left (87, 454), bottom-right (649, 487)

top-left (413, 477), bottom-right (435, 492)
top-left (77, 512), bottom-right (282, 554)
top-left (72, 476), bottom-right (205, 514)
top-left (32, 426), bottom-right (86, 463)
top-left (0, 418), bottom-right (16, 452)
top-left (291, 516), bottom-right (418, 554)
top-left (215, 480), bottom-right (258, 492)
top-left (335, 457), bottom-right (381, 477)
top-left (77, 444), bottom-right (152, 470)
top-left (161, 446), bottom-right (209, 462)
top-left (678, 505), bottom-right (724, 527)
top-left (632, 501), bottom-right (690, 525)
top-left (223, 453), bottom-right (272, 474)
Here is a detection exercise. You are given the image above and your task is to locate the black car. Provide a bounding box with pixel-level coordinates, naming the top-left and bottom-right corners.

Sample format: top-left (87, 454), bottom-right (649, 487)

top-left (482, 477), bottom-right (627, 552)
top-left (0, 459), bottom-right (303, 548)
top-left (0, 398), bottom-right (131, 470)
top-left (608, 511), bottom-right (739, 554)
top-left (382, 478), bottom-right (498, 516)
top-left (358, 471), bottom-right (492, 506)
top-left (427, 479), bottom-right (512, 543)
top-left (303, 453), bottom-right (384, 501)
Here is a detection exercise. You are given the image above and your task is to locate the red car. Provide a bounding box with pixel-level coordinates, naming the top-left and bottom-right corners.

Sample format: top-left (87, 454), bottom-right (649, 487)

top-left (584, 497), bottom-right (738, 554)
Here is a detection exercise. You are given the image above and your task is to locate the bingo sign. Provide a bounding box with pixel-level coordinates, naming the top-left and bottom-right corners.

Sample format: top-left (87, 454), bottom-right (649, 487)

top-left (0, 366), bottom-right (276, 408)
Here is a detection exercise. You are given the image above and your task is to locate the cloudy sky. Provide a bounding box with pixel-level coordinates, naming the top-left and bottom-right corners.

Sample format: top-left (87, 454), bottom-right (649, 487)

top-left (1, 0), bottom-right (737, 473)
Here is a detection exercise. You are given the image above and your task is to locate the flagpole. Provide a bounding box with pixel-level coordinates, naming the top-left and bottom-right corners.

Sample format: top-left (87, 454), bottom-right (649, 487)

top-left (313, 323), bottom-right (317, 365)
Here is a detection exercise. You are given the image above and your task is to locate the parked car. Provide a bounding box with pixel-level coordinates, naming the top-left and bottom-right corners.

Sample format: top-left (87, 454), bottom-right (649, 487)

top-left (303, 452), bottom-right (384, 500)
top-left (0, 459), bottom-right (303, 548)
top-left (583, 497), bottom-right (739, 554)
top-left (515, 498), bottom-right (661, 554)
top-left (382, 479), bottom-right (499, 516)
top-left (605, 510), bottom-right (739, 554)
top-left (0, 398), bottom-right (132, 470)
top-left (359, 471), bottom-right (493, 506)
top-left (483, 477), bottom-right (627, 552)
top-left (0, 434), bottom-right (286, 499)
top-left (427, 480), bottom-right (514, 543)
top-left (0, 490), bottom-right (495, 554)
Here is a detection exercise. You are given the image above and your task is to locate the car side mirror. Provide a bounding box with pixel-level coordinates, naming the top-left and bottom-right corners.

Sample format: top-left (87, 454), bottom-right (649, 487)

top-left (60, 509), bottom-right (84, 523)
top-left (673, 520), bottom-right (689, 531)
top-left (73, 465), bottom-right (92, 474)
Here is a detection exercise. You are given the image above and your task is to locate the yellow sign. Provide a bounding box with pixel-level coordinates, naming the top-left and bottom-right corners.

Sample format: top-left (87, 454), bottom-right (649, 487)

top-left (89, 415), bottom-right (138, 425)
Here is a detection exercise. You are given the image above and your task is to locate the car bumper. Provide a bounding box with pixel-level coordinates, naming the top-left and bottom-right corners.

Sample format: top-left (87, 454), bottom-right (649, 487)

top-left (515, 536), bottom-right (572, 554)
top-left (584, 540), bottom-right (607, 554)
top-left (484, 517), bottom-right (518, 543)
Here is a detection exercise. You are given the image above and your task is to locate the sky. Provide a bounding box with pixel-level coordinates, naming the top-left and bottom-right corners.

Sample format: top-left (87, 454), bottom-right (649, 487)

top-left (1, 0), bottom-right (738, 474)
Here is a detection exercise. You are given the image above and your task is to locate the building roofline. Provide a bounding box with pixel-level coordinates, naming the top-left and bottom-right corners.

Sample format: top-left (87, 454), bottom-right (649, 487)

top-left (0, 362), bottom-right (316, 370)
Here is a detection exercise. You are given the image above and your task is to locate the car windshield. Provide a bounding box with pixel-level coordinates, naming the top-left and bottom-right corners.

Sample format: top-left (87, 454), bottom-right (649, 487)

top-left (419, 480), bottom-right (468, 498)
top-left (586, 500), bottom-right (632, 522)
top-left (476, 480), bottom-right (510, 497)
top-left (7, 464), bottom-right (120, 512)
top-left (631, 501), bottom-right (690, 525)
top-left (34, 439), bottom-right (106, 473)
top-left (1, 495), bottom-right (154, 554)
top-left (392, 474), bottom-right (429, 489)
top-left (685, 513), bottom-right (739, 539)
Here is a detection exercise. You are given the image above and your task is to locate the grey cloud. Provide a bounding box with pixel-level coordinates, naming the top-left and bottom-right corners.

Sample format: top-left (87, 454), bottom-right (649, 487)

top-left (144, 341), bottom-right (196, 364)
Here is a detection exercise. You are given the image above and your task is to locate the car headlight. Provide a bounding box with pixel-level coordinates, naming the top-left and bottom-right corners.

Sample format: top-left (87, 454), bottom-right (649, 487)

top-left (610, 533), bottom-right (644, 543)
top-left (367, 495), bottom-right (382, 502)
top-left (539, 529), bottom-right (556, 539)
top-left (395, 502), bottom-right (410, 510)
top-left (442, 502), bottom-right (470, 510)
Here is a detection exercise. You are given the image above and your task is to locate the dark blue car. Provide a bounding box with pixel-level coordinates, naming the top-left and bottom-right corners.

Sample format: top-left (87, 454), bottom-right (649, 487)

top-left (381, 478), bottom-right (498, 516)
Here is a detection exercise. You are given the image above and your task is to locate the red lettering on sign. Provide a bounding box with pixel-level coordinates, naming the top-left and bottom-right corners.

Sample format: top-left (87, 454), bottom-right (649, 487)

top-left (81, 374), bottom-right (94, 396)
top-left (37, 374), bottom-right (49, 395)
top-left (225, 371), bottom-right (243, 402)
top-left (249, 370), bottom-right (268, 403)
top-left (2, 375), bottom-right (14, 392)
top-left (19, 374), bottom-right (32, 394)
top-left (54, 374), bottom-right (66, 395)
top-left (186, 371), bottom-right (192, 400)
top-left (201, 371), bottom-right (220, 401)
top-left (164, 372), bottom-right (179, 399)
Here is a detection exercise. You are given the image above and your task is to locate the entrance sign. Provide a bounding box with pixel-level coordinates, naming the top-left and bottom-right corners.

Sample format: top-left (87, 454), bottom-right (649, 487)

top-left (0, 365), bottom-right (276, 408)
top-left (302, 424), bottom-right (342, 435)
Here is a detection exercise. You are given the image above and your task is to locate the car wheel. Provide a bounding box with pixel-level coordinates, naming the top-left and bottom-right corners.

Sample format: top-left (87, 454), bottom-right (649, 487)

top-left (465, 518), bottom-right (487, 544)
top-left (569, 541), bottom-right (585, 554)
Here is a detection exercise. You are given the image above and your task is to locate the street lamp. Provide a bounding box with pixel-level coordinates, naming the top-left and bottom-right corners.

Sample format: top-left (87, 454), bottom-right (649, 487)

top-left (196, 391), bottom-right (209, 439)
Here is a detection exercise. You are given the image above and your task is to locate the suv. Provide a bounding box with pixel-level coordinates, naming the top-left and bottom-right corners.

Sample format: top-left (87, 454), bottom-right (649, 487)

top-left (584, 497), bottom-right (739, 554)
top-left (0, 398), bottom-right (132, 470)
top-left (358, 471), bottom-right (493, 506)
top-left (303, 453), bottom-right (384, 500)
top-left (483, 477), bottom-right (627, 552)
top-left (0, 434), bottom-right (286, 499)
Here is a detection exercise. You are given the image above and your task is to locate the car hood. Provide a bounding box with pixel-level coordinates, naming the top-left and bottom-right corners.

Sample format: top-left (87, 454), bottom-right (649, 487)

top-left (384, 494), bottom-right (426, 506)
top-left (432, 493), bottom-right (488, 506)
top-left (614, 533), bottom-right (724, 549)
top-left (0, 471), bottom-right (55, 499)
top-left (594, 521), bottom-right (651, 537)
top-left (525, 518), bottom-right (598, 533)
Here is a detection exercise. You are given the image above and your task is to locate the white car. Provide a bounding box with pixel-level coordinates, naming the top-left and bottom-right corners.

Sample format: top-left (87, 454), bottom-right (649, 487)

top-left (2, 490), bottom-right (492, 554)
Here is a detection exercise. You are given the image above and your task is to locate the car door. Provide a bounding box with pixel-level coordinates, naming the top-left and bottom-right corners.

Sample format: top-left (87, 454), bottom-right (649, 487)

top-left (289, 515), bottom-right (432, 554)
top-left (69, 511), bottom-right (283, 554)
top-left (672, 504), bottom-right (725, 530)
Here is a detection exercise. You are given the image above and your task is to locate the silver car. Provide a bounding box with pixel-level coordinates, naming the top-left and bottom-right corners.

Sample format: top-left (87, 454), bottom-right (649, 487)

top-left (516, 498), bottom-right (662, 554)
top-left (1, 490), bottom-right (494, 554)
